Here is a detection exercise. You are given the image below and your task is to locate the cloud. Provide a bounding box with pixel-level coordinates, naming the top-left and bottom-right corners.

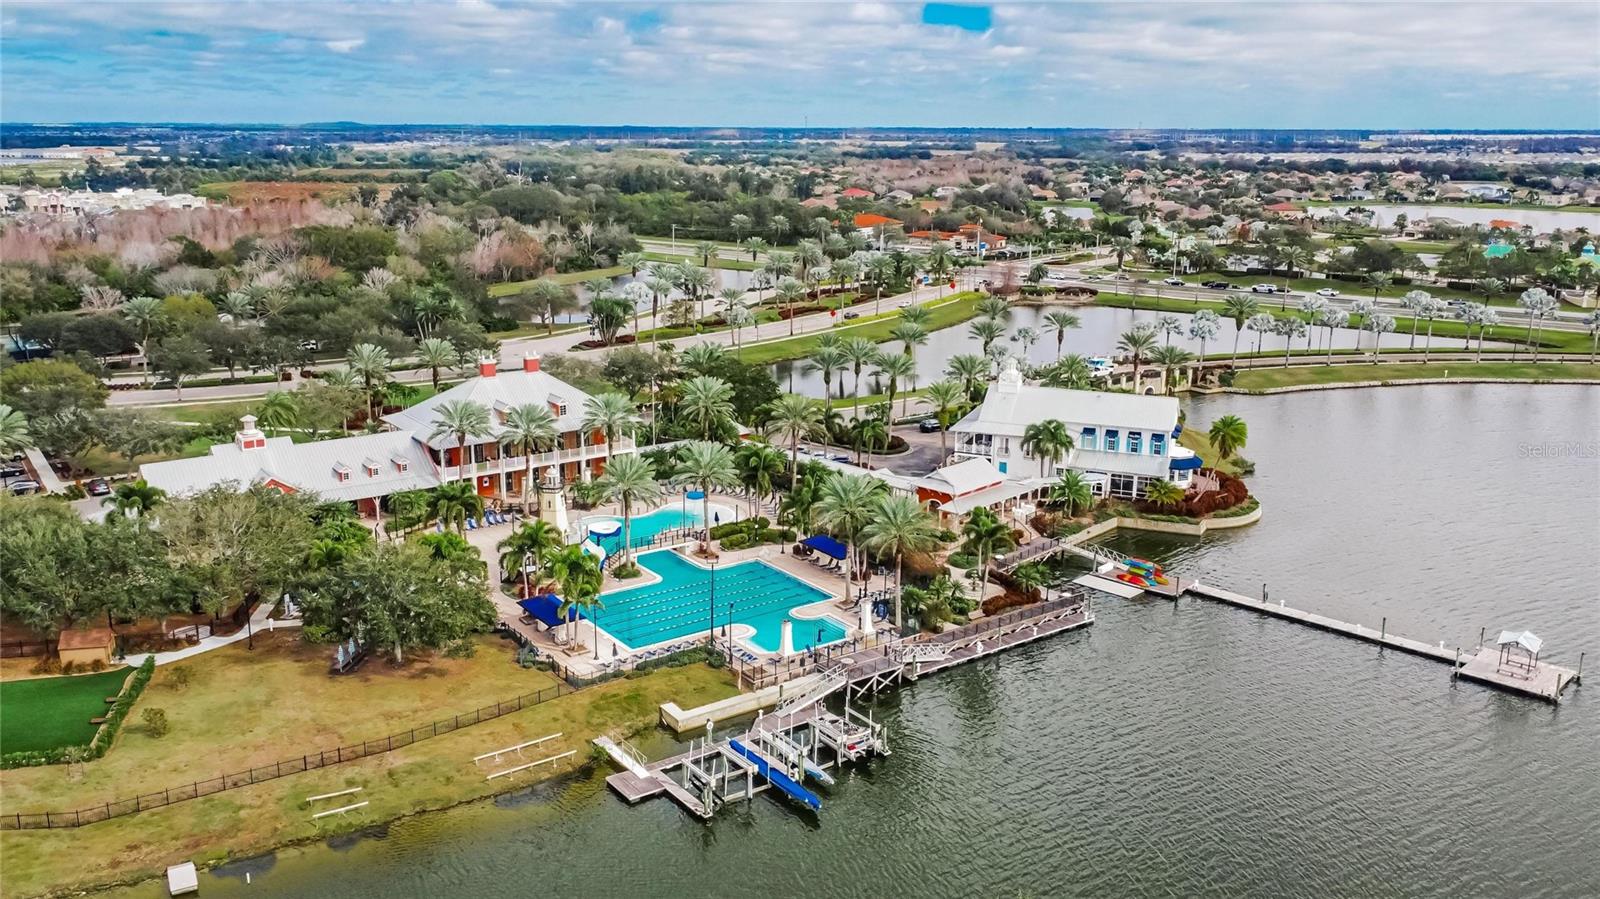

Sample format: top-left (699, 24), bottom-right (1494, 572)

top-left (0, 1), bottom-right (1594, 128)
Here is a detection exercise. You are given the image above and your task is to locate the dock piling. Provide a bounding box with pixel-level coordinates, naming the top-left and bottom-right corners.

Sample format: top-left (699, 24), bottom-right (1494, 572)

top-left (1381, 617), bottom-right (1386, 641)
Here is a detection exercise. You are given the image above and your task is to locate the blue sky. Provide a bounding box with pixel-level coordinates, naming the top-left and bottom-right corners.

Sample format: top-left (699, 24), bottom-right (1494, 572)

top-left (3, 1), bottom-right (1596, 129)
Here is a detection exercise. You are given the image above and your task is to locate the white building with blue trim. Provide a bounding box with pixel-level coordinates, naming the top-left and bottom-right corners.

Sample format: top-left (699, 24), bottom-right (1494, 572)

top-left (948, 359), bottom-right (1199, 500)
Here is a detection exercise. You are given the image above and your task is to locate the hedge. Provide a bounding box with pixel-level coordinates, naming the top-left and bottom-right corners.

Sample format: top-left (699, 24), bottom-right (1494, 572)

top-left (1, 655), bottom-right (156, 769)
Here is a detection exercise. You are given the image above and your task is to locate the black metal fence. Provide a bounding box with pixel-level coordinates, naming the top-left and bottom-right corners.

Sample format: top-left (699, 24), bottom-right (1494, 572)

top-left (2, 682), bottom-right (572, 830)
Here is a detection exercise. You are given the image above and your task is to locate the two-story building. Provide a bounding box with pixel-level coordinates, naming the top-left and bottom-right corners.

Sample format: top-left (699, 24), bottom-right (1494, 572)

top-left (947, 360), bottom-right (1200, 501)
top-left (139, 352), bottom-right (634, 517)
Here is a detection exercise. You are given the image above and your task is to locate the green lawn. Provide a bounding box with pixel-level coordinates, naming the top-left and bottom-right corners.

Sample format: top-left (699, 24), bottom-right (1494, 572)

top-left (0, 668), bottom-right (134, 755)
top-left (1093, 292), bottom-right (1592, 353)
top-left (640, 251), bottom-right (761, 271)
top-left (487, 266), bottom-right (629, 297)
top-left (737, 292), bottom-right (985, 365)
top-left (1232, 362), bottom-right (1600, 391)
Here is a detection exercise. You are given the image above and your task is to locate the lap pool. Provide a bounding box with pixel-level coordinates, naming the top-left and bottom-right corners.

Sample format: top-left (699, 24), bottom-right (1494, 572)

top-left (591, 550), bottom-right (846, 653)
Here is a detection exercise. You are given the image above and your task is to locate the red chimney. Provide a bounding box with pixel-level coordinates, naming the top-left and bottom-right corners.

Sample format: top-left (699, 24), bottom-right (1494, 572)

top-left (522, 352), bottom-right (541, 373)
top-left (478, 357), bottom-right (497, 378)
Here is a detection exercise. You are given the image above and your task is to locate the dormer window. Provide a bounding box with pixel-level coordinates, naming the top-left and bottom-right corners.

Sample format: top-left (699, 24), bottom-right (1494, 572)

top-left (332, 463), bottom-right (352, 482)
top-left (362, 459), bottom-right (381, 477)
top-left (391, 455), bottom-right (410, 473)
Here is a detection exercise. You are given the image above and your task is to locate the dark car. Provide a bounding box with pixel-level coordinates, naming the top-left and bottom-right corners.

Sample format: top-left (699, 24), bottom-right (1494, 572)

top-left (85, 478), bottom-right (111, 497)
top-left (1203, 280), bottom-right (1230, 290)
top-left (0, 465), bottom-right (25, 480)
top-left (918, 418), bottom-right (941, 433)
top-left (841, 311), bottom-right (860, 320)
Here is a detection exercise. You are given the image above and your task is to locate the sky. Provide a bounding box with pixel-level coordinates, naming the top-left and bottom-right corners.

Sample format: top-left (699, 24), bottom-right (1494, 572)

top-left (3, 1), bottom-right (1598, 130)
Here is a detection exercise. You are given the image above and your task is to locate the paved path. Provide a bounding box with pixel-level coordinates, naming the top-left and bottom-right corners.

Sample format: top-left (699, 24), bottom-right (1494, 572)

top-left (136, 601), bottom-right (302, 667)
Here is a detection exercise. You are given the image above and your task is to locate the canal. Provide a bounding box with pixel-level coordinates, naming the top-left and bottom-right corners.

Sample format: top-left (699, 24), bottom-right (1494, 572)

top-left (114, 385), bottom-right (1598, 899)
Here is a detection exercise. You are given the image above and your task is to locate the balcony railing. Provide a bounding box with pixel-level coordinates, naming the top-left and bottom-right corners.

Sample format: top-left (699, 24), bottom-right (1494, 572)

top-left (442, 437), bottom-right (638, 480)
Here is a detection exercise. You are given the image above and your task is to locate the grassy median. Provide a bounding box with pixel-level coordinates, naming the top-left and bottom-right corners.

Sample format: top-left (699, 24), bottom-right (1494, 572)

top-left (1232, 361), bottom-right (1600, 391)
top-left (737, 291), bottom-right (985, 365)
top-left (0, 630), bottom-right (737, 898)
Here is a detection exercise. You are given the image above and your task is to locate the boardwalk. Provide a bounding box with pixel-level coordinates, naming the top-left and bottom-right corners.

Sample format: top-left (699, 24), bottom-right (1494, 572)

top-left (1184, 582), bottom-right (1582, 703)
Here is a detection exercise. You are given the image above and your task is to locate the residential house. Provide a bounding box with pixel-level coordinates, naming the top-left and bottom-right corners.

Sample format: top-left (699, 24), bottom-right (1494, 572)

top-left (947, 360), bottom-right (1198, 501)
top-left (852, 212), bottom-right (903, 247)
top-left (840, 187), bottom-right (875, 200)
top-left (140, 353), bottom-right (634, 517)
top-left (884, 189), bottom-right (914, 203)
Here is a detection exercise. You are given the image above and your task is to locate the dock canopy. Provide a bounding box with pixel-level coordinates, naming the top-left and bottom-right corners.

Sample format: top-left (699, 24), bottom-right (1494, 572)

top-left (518, 594), bottom-right (582, 628)
top-left (800, 534), bottom-right (847, 560)
top-left (1495, 630), bottom-right (1543, 654)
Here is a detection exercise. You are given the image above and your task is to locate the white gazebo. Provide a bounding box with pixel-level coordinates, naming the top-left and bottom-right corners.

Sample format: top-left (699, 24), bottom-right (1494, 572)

top-left (1494, 630), bottom-right (1544, 675)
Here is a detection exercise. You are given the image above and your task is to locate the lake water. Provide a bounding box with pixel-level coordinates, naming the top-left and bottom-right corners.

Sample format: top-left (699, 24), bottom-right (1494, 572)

top-left (107, 384), bottom-right (1599, 899)
top-left (1326, 204), bottom-right (1600, 232)
top-left (773, 304), bottom-right (1484, 400)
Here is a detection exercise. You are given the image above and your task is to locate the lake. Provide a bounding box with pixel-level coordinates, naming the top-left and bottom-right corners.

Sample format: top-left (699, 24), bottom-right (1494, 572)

top-left (107, 384), bottom-right (1599, 899)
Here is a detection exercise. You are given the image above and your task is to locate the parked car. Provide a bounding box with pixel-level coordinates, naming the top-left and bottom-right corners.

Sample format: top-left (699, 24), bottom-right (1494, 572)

top-left (830, 454), bottom-right (849, 464)
top-left (0, 465), bottom-right (25, 480)
top-left (1163, 277), bottom-right (1185, 286)
top-left (1315, 287), bottom-right (1340, 297)
top-left (918, 418), bottom-right (941, 433)
top-left (1250, 284), bottom-right (1278, 294)
top-left (85, 478), bottom-right (111, 497)
top-left (7, 479), bottom-right (40, 495)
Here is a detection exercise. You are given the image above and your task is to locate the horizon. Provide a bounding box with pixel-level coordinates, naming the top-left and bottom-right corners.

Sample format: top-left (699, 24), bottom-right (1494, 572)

top-left (4, 1), bottom-right (1597, 130)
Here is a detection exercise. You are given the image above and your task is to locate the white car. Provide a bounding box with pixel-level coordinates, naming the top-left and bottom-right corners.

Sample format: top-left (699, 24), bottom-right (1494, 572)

top-left (1250, 284), bottom-right (1278, 294)
top-left (1315, 287), bottom-right (1340, 298)
top-left (1163, 277), bottom-right (1185, 287)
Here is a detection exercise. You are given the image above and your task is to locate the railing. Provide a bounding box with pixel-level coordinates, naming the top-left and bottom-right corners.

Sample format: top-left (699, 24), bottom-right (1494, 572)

top-left (456, 439), bottom-right (642, 479)
top-left (1, 682), bottom-right (572, 830)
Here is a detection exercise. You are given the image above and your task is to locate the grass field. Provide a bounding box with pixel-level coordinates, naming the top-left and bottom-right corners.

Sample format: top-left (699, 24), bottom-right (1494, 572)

top-left (196, 181), bottom-right (379, 203)
top-left (487, 265), bottom-right (629, 297)
top-left (0, 668), bottom-right (133, 755)
top-left (0, 631), bottom-right (737, 897)
top-left (641, 251), bottom-right (761, 271)
top-left (1232, 361), bottom-right (1600, 391)
top-left (1092, 292), bottom-right (1592, 353)
top-left (737, 291), bottom-right (985, 365)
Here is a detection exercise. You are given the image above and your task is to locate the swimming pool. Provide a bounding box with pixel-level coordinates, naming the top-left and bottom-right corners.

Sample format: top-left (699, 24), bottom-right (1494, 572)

top-left (592, 550), bottom-right (846, 653)
top-left (581, 501), bottom-right (736, 555)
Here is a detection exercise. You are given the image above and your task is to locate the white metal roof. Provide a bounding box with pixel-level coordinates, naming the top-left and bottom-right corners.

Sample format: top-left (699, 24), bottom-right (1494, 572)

top-left (141, 431), bottom-right (441, 502)
top-left (915, 457), bottom-right (1007, 497)
top-left (1495, 630), bottom-right (1543, 655)
top-left (380, 367), bottom-right (595, 450)
top-left (949, 384), bottom-right (1179, 438)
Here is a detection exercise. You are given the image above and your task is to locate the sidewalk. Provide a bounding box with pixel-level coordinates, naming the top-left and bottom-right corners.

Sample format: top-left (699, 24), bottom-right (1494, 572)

top-left (136, 601), bottom-right (301, 667)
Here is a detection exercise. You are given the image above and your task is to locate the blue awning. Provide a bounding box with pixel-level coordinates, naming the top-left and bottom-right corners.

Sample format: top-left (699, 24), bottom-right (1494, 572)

top-left (1169, 455), bottom-right (1204, 472)
top-left (800, 534), bottom-right (847, 560)
top-left (1171, 424), bottom-right (1183, 438)
top-left (518, 594), bottom-right (583, 628)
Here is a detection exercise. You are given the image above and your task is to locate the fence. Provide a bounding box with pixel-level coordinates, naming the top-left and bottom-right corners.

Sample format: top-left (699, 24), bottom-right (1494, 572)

top-left (0, 640), bottom-right (54, 659)
top-left (2, 681), bottom-right (572, 831)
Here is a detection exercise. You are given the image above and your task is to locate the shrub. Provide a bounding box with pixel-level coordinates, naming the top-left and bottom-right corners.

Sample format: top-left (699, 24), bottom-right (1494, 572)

top-left (720, 533), bottom-right (750, 551)
top-left (88, 659), bottom-right (106, 672)
top-left (167, 666), bottom-right (193, 690)
top-left (141, 707), bottom-right (170, 738)
top-left (610, 562), bottom-right (642, 579)
top-left (947, 551), bottom-right (978, 570)
top-left (30, 656), bottom-right (61, 675)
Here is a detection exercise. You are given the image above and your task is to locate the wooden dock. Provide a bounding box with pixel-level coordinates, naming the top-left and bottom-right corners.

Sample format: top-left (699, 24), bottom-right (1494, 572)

top-left (1183, 582), bottom-right (1581, 703)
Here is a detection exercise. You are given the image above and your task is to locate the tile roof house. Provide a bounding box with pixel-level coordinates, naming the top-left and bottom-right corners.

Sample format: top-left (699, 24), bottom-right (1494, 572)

top-left (140, 353), bottom-right (633, 516)
top-left (840, 187), bottom-right (875, 199)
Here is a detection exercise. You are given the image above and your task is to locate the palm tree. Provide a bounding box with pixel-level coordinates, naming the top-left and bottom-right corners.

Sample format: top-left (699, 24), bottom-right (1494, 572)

top-left (815, 473), bottom-right (884, 610)
top-left (862, 493), bottom-right (939, 631)
top-left (416, 337), bottom-right (457, 390)
top-left (429, 481), bottom-right (485, 533)
top-left (946, 353), bottom-right (989, 400)
top-left (1274, 318), bottom-right (1307, 367)
top-left (1021, 419), bottom-right (1075, 478)
top-left (1517, 287), bottom-right (1558, 362)
top-left (619, 251), bottom-right (646, 281)
top-left (1117, 326), bottom-right (1159, 389)
top-left (922, 380), bottom-right (965, 458)
top-left (926, 242), bottom-right (953, 294)
top-left (121, 296), bottom-right (164, 385)
top-left (498, 519), bottom-right (562, 597)
top-left (968, 317), bottom-right (1006, 359)
top-left (1363, 313), bottom-right (1396, 362)
top-left (1187, 310), bottom-right (1221, 367)
top-left (1400, 290), bottom-right (1432, 349)
top-left (900, 303), bottom-right (932, 328)
top-left (1278, 245), bottom-right (1310, 295)
top-left (976, 295), bottom-right (1010, 322)
top-left (890, 321), bottom-right (928, 357)
top-left (1207, 415), bottom-right (1248, 461)
top-left (1419, 299), bottom-right (1449, 363)
top-left (774, 277), bottom-right (806, 335)
top-left (874, 351), bottom-right (917, 417)
top-left (500, 402), bottom-right (558, 512)
top-left (960, 507), bottom-right (1015, 605)
top-left (671, 441), bottom-right (741, 551)
top-left (386, 489), bottom-right (429, 535)
top-left (1319, 308), bottom-right (1350, 364)
top-left (807, 344), bottom-right (849, 409)
top-left (418, 531), bottom-right (479, 566)
top-left (1039, 354), bottom-right (1094, 389)
top-left (429, 399), bottom-right (492, 480)
top-left (255, 391), bottom-right (299, 435)
top-left (680, 343), bottom-right (727, 376)
top-left (106, 479), bottom-right (165, 518)
top-left (1148, 345), bottom-right (1194, 393)
top-left (840, 337), bottom-right (879, 403)
top-left (1143, 479), bottom-right (1186, 511)
top-left (679, 375), bottom-right (735, 440)
top-left (1245, 313), bottom-right (1276, 357)
top-left (347, 342), bottom-right (393, 422)
top-left (1586, 310), bottom-right (1600, 365)
top-left (734, 443), bottom-right (785, 515)
top-left (597, 454), bottom-right (662, 565)
top-left (1364, 271), bottom-right (1393, 302)
top-left (1050, 470), bottom-right (1094, 517)
top-left (763, 394), bottom-right (824, 482)
top-left (1223, 295), bottom-right (1260, 364)
top-left (0, 404), bottom-right (30, 454)
top-left (770, 214), bottom-right (790, 243)
top-left (550, 544), bottom-right (603, 648)
top-left (581, 392), bottom-right (638, 463)
top-left (851, 414), bottom-right (888, 466)
top-left (1043, 310), bottom-right (1081, 360)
